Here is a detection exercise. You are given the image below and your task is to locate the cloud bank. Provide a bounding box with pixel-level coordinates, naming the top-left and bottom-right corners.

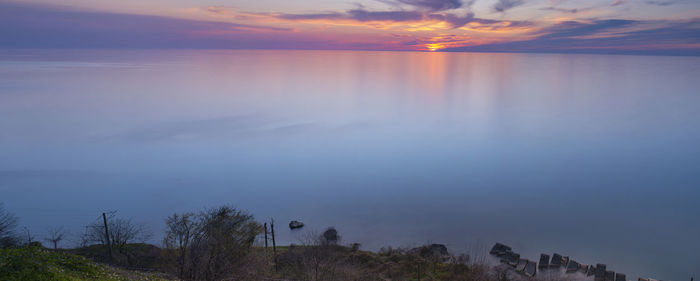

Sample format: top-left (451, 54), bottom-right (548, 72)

top-left (1, 1), bottom-right (698, 55)
top-left (443, 19), bottom-right (700, 55)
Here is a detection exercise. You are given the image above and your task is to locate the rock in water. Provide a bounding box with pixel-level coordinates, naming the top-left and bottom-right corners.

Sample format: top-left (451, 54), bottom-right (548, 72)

top-left (289, 220), bottom-right (304, 229)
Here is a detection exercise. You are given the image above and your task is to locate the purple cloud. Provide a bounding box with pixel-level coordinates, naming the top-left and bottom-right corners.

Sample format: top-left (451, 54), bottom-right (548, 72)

top-left (492, 0), bottom-right (525, 13)
top-left (274, 9), bottom-right (480, 28)
top-left (646, 0), bottom-right (677, 6)
top-left (396, 0), bottom-right (463, 11)
top-left (541, 6), bottom-right (591, 14)
top-left (0, 2), bottom-right (298, 49)
top-left (611, 0), bottom-right (627, 6)
top-left (443, 19), bottom-right (700, 56)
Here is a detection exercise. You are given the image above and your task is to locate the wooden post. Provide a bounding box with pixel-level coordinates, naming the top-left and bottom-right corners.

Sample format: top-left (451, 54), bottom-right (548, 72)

top-left (271, 219), bottom-right (277, 256)
top-left (102, 213), bottom-right (112, 259)
top-left (417, 262), bottom-right (421, 281)
top-left (264, 222), bottom-right (268, 249)
top-left (271, 218), bottom-right (277, 271)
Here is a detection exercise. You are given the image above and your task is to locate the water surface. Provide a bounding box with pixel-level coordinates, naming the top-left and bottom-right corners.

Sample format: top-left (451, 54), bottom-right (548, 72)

top-left (1, 49), bottom-right (699, 280)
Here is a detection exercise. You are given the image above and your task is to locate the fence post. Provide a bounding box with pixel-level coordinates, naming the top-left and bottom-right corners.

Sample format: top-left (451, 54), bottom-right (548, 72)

top-left (102, 213), bottom-right (112, 259)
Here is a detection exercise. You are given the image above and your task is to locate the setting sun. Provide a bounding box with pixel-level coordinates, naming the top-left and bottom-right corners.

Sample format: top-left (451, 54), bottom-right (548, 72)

top-left (425, 43), bottom-right (444, 51)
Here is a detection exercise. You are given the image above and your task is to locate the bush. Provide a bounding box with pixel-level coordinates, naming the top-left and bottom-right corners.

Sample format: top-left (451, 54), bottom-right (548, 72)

top-left (163, 205), bottom-right (262, 281)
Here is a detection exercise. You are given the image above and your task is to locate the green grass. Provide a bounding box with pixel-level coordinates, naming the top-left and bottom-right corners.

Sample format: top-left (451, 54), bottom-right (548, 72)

top-left (0, 246), bottom-right (169, 281)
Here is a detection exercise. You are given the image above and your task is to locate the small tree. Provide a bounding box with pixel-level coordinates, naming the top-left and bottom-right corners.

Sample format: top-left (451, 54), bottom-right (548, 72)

top-left (163, 212), bottom-right (196, 279)
top-left (22, 226), bottom-right (34, 245)
top-left (0, 203), bottom-right (19, 247)
top-left (44, 227), bottom-right (66, 249)
top-left (86, 217), bottom-right (149, 248)
top-left (85, 214), bottom-right (150, 264)
top-left (109, 218), bottom-right (149, 251)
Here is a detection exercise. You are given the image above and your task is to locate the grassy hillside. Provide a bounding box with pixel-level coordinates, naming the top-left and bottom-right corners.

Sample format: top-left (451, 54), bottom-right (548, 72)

top-left (0, 245), bottom-right (169, 281)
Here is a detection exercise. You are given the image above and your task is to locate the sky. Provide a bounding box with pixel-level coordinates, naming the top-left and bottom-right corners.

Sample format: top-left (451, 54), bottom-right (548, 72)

top-left (1, 0), bottom-right (699, 54)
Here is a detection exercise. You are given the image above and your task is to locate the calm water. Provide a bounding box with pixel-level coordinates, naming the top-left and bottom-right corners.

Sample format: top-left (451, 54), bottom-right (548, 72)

top-left (1, 49), bottom-right (699, 280)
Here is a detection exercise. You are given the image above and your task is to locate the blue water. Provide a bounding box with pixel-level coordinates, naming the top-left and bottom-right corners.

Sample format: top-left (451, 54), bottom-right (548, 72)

top-left (1, 49), bottom-right (699, 280)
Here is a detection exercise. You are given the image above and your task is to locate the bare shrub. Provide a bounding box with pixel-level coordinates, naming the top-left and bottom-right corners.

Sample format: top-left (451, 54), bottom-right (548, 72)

top-left (44, 226), bottom-right (67, 249)
top-left (163, 206), bottom-right (262, 281)
top-left (86, 217), bottom-right (150, 251)
top-left (0, 203), bottom-right (19, 247)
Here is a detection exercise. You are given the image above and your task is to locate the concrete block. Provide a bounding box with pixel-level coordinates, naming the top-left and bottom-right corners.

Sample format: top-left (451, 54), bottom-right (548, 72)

top-left (490, 243), bottom-right (511, 256)
top-left (500, 251), bottom-right (519, 266)
top-left (606, 270), bottom-right (615, 281)
top-left (524, 261), bottom-right (537, 277)
top-left (587, 265), bottom-right (596, 276)
top-left (566, 260), bottom-right (581, 273)
top-left (595, 264), bottom-right (607, 281)
top-left (551, 253), bottom-right (564, 268)
top-left (539, 254), bottom-right (550, 269)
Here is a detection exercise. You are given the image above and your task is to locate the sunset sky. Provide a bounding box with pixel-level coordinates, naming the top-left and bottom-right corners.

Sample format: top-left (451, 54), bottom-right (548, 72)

top-left (1, 0), bottom-right (699, 55)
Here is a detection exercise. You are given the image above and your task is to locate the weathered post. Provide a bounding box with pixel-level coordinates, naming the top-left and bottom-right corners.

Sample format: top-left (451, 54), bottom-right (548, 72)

top-left (271, 219), bottom-right (277, 256)
top-left (417, 262), bottom-right (421, 281)
top-left (264, 222), bottom-right (268, 249)
top-left (102, 213), bottom-right (112, 259)
top-left (271, 218), bottom-right (277, 271)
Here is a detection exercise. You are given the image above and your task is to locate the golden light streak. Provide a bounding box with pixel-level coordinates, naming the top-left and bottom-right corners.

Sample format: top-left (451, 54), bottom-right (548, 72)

top-left (425, 43), bottom-right (445, 51)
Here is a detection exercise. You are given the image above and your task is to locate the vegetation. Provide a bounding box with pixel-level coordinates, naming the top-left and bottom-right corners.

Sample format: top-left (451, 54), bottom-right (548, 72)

top-left (69, 243), bottom-right (162, 269)
top-left (0, 203), bottom-right (514, 281)
top-left (274, 242), bottom-right (493, 281)
top-left (0, 245), bottom-right (167, 281)
top-left (162, 206), bottom-right (263, 280)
